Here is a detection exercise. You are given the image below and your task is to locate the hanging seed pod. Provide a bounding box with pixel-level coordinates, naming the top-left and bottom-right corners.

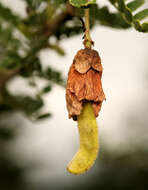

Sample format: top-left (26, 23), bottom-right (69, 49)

top-left (65, 2), bottom-right (105, 175)
top-left (67, 102), bottom-right (99, 174)
top-left (66, 48), bottom-right (105, 121)
top-left (66, 48), bottom-right (105, 174)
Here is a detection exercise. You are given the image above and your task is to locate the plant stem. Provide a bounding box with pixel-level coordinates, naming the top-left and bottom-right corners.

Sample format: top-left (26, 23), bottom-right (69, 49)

top-left (84, 8), bottom-right (92, 49)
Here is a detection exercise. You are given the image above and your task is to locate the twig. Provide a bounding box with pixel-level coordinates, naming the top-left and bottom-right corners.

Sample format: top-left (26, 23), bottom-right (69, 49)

top-left (83, 8), bottom-right (92, 49)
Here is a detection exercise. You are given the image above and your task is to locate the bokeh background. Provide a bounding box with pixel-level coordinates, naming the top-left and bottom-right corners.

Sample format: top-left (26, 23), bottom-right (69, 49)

top-left (0, 0), bottom-right (148, 189)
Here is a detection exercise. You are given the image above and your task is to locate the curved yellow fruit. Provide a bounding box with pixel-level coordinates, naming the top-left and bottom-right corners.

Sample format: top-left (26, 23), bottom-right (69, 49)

top-left (67, 103), bottom-right (99, 174)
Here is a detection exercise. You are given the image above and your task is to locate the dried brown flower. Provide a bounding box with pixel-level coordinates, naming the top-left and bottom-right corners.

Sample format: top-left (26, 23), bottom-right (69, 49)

top-left (66, 48), bottom-right (105, 120)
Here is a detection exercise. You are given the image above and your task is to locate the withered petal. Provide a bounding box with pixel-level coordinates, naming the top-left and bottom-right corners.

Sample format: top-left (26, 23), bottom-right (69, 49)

top-left (74, 49), bottom-right (91, 74)
top-left (92, 102), bottom-right (102, 117)
top-left (91, 51), bottom-right (103, 72)
top-left (66, 48), bottom-right (105, 120)
top-left (84, 69), bottom-right (103, 101)
top-left (74, 49), bottom-right (103, 73)
top-left (67, 65), bottom-right (105, 102)
top-left (67, 64), bottom-right (85, 97)
top-left (66, 89), bottom-right (82, 119)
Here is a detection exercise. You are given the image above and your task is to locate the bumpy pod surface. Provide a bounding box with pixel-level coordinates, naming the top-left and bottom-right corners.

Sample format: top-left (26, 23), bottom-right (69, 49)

top-left (66, 48), bottom-right (105, 120)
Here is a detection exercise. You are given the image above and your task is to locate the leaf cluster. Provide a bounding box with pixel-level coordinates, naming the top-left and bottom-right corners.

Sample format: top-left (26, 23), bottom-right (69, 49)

top-left (109, 0), bottom-right (148, 32)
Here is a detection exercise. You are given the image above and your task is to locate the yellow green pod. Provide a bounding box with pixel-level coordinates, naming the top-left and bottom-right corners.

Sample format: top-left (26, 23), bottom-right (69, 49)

top-left (67, 103), bottom-right (99, 174)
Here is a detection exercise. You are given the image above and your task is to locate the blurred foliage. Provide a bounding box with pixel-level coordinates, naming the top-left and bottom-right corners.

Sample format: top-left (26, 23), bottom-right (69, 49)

top-left (0, 0), bottom-right (147, 189)
top-left (0, 0), bottom-right (147, 120)
top-left (109, 0), bottom-right (148, 32)
top-left (69, 0), bottom-right (96, 7)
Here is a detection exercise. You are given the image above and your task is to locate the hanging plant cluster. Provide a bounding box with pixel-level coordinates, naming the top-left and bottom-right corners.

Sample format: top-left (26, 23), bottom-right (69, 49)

top-left (65, 0), bottom-right (148, 175)
top-left (66, 48), bottom-right (105, 175)
top-left (65, 0), bottom-right (105, 174)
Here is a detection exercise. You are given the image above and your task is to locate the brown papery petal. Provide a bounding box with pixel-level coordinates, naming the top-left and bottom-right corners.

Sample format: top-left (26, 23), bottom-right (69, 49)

top-left (66, 48), bottom-right (105, 120)
top-left (91, 51), bottom-right (103, 72)
top-left (83, 69), bottom-right (104, 102)
top-left (66, 89), bottom-right (82, 120)
top-left (67, 65), bottom-right (104, 102)
top-left (92, 102), bottom-right (102, 117)
top-left (74, 49), bottom-right (103, 73)
top-left (66, 64), bottom-right (85, 96)
top-left (74, 49), bottom-right (91, 74)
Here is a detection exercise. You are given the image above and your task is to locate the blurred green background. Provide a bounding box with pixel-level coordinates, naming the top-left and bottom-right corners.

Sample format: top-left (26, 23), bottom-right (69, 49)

top-left (0, 0), bottom-right (148, 190)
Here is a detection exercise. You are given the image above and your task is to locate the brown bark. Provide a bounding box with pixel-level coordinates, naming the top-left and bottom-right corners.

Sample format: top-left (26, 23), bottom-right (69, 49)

top-left (0, 69), bottom-right (19, 89)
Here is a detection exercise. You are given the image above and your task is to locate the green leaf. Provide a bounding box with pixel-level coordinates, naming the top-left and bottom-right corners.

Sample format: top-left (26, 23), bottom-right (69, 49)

top-left (117, 0), bottom-right (125, 13)
top-left (123, 6), bottom-right (133, 23)
top-left (36, 113), bottom-right (51, 120)
top-left (44, 67), bottom-right (65, 86)
top-left (0, 52), bottom-right (21, 69)
top-left (0, 2), bottom-right (20, 25)
top-left (16, 96), bottom-right (43, 114)
top-left (23, 0), bottom-right (46, 9)
top-left (134, 9), bottom-right (148, 20)
top-left (90, 5), bottom-right (130, 29)
top-left (141, 22), bottom-right (148, 31)
top-left (109, 0), bottom-right (148, 32)
top-left (49, 44), bottom-right (65, 56)
top-left (54, 0), bottom-right (68, 5)
top-left (127, 0), bottom-right (145, 12)
top-left (69, 0), bottom-right (96, 8)
top-left (42, 85), bottom-right (52, 93)
top-left (133, 19), bottom-right (142, 31)
top-left (108, 0), bottom-right (117, 5)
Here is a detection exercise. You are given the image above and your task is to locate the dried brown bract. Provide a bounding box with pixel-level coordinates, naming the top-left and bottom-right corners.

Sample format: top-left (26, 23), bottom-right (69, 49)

top-left (66, 48), bottom-right (105, 120)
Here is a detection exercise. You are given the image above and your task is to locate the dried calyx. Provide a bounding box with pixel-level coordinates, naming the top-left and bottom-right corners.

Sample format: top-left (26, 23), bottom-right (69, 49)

top-left (66, 48), bottom-right (105, 121)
